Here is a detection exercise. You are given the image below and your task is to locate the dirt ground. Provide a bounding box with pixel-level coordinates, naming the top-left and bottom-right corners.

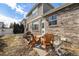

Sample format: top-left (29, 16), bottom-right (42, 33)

top-left (0, 34), bottom-right (78, 56)
top-left (0, 34), bottom-right (57, 56)
top-left (0, 34), bottom-right (35, 56)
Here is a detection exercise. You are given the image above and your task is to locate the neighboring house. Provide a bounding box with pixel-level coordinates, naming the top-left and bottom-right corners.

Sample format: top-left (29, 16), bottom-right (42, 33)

top-left (26, 3), bottom-right (54, 35)
top-left (0, 22), bottom-right (4, 29)
top-left (0, 22), bottom-right (13, 35)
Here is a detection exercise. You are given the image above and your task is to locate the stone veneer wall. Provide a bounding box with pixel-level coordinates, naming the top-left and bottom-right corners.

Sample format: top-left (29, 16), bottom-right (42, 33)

top-left (46, 4), bottom-right (79, 44)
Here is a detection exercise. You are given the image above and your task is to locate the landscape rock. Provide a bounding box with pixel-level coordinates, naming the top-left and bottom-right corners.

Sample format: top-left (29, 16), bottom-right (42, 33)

top-left (29, 49), bottom-right (39, 56)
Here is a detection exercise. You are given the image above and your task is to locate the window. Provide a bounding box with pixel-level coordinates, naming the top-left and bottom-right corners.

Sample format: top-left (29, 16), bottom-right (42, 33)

top-left (32, 24), bottom-right (38, 30)
top-left (32, 21), bottom-right (39, 30)
top-left (32, 8), bottom-right (38, 16)
top-left (48, 14), bottom-right (57, 25)
top-left (42, 23), bottom-right (44, 28)
top-left (49, 20), bottom-right (57, 25)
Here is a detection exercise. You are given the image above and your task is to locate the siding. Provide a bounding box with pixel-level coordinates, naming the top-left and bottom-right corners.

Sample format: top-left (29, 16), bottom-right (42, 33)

top-left (26, 3), bottom-right (53, 35)
top-left (27, 4), bottom-right (43, 24)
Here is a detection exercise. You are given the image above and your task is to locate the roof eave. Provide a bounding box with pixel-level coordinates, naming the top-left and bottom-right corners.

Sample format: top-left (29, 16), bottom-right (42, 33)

top-left (43, 3), bottom-right (74, 17)
top-left (26, 3), bottom-right (54, 17)
top-left (26, 3), bottom-right (40, 17)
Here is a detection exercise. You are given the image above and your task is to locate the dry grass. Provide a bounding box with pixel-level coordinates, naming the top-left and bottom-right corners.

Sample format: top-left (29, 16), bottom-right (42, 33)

top-left (0, 34), bottom-right (38, 56)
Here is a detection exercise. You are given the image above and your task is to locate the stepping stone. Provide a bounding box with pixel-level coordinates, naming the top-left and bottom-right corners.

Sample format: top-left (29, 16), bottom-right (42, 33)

top-left (33, 48), bottom-right (48, 56)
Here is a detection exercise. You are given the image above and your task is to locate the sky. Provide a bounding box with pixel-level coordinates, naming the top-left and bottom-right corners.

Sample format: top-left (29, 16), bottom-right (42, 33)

top-left (0, 3), bottom-right (62, 27)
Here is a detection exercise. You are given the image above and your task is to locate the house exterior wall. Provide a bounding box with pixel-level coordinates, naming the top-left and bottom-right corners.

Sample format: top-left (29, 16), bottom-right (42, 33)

top-left (26, 3), bottom-right (54, 35)
top-left (40, 18), bottom-right (46, 35)
top-left (28, 22), bottom-right (32, 32)
top-left (27, 4), bottom-right (43, 24)
top-left (45, 4), bottom-right (79, 44)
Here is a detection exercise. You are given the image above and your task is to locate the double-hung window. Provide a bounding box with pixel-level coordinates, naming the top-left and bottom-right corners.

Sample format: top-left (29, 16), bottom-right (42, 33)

top-left (32, 21), bottom-right (39, 30)
top-left (48, 14), bottom-right (57, 25)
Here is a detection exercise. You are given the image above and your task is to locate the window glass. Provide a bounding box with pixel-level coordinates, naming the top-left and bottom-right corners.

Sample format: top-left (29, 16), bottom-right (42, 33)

top-left (48, 14), bottom-right (57, 25)
top-left (32, 24), bottom-right (38, 30)
top-left (49, 20), bottom-right (57, 25)
top-left (32, 21), bottom-right (39, 30)
top-left (42, 23), bottom-right (44, 28)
